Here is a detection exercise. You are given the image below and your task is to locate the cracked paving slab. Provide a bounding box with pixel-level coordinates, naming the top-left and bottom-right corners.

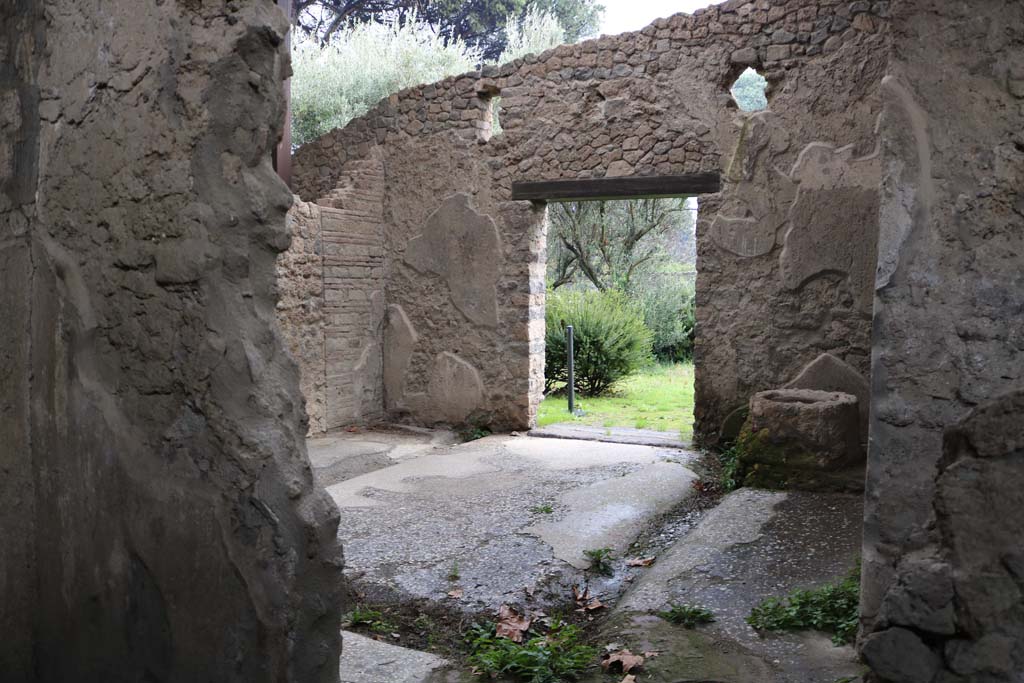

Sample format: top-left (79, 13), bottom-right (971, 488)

top-left (309, 426), bottom-right (459, 488)
top-left (609, 488), bottom-right (865, 683)
top-left (339, 631), bottom-right (448, 683)
top-left (321, 433), bottom-right (699, 612)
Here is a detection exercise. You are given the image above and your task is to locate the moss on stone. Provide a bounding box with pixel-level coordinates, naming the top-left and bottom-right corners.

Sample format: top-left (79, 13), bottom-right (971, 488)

top-left (734, 427), bottom-right (864, 493)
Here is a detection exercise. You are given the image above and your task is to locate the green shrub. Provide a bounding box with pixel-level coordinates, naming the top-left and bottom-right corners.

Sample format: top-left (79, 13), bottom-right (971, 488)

top-left (498, 7), bottom-right (566, 63)
top-left (747, 565), bottom-right (860, 645)
top-left (731, 67), bottom-right (768, 111)
top-left (634, 276), bottom-right (696, 362)
top-left (466, 620), bottom-right (597, 682)
top-left (545, 289), bottom-right (652, 396)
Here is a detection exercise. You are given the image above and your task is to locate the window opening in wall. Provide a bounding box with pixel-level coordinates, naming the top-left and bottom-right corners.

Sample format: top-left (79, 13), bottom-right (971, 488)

top-left (539, 196), bottom-right (699, 443)
top-left (731, 67), bottom-right (768, 111)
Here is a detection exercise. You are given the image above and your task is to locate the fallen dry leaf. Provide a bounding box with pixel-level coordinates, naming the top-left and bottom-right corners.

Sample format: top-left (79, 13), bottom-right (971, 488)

top-left (643, 650), bottom-right (661, 658)
top-left (601, 649), bottom-right (644, 674)
top-left (585, 598), bottom-right (605, 611)
top-left (572, 584), bottom-right (589, 603)
top-left (496, 604), bottom-right (532, 643)
top-left (626, 557), bottom-right (656, 567)
top-left (447, 589), bottom-right (463, 599)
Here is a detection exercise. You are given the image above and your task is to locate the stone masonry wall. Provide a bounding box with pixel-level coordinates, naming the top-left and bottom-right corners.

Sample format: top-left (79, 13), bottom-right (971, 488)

top-left (0, 1), bottom-right (343, 680)
top-left (859, 0), bottom-right (1024, 680)
top-left (290, 0), bottom-right (890, 440)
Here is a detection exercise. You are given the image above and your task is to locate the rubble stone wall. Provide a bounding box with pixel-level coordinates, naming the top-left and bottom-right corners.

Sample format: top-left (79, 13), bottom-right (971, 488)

top-left (290, 0), bottom-right (891, 439)
top-left (860, 0), bottom-right (1024, 679)
top-left (0, 1), bottom-right (343, 680)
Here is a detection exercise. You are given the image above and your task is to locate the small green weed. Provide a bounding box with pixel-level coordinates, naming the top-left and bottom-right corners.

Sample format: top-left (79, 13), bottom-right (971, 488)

top-left (466, 620), bottom-right (597, 682)
top-left (718, 446), bottom-right (741, 492)
top-left (448, 561), bottom-right (461, 582)
top-left (583, 548), bottom-right (614, 576)
top-left (413, 613), bottom-right (434, 632)
top-left (530, 504), bottom-right (554, 514)
top-left (344, 605), bottom-right (396, 634)
top-left (658, 603), bottom-right (715, 628)
top-left (747, 565), bottom-right (860, 645)
top-left (459, 426), bottom-right (492, 442)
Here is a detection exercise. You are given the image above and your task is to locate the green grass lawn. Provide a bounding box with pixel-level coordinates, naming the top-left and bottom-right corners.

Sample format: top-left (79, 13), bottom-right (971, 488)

top-left (537, 362), bottom-right (695, 441)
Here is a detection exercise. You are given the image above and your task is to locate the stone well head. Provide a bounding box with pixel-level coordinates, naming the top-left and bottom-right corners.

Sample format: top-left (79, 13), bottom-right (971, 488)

top-left (737, 388), bottom-right (864, 492)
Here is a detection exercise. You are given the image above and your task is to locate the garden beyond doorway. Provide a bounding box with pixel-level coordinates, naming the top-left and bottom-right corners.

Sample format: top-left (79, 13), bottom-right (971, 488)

top-left (540, 195), bottom-right (699, 444)
top-left (537, 363), bottom-right (695, 442)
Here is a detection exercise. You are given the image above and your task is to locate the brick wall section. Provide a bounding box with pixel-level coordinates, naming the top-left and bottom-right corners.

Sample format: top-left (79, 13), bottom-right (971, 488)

top-left (319, 155), bottom-right (386, 429)
top-left (278, 156), bottom-right (386, 434)
top-left (290, 0), bottom-right (890, 441)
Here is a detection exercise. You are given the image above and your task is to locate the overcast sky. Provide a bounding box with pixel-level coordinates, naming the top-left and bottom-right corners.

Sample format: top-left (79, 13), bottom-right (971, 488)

top-left (599, 0), bottom-right (719, 36)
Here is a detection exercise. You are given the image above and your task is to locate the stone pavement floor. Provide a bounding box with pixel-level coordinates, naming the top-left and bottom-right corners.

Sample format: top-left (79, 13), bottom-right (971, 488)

top-left (316, 430), bottom-right (700, 612)
top-left (317, 428), bottom-right (865, 683)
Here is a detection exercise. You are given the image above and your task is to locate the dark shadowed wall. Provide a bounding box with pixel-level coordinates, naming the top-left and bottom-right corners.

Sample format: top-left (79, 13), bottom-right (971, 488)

top-left (0, 2), bottom-right (343, 681)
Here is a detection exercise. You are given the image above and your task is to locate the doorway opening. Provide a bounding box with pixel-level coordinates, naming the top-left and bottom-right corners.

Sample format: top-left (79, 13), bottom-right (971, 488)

top-left (537, 195), bottom-right (701, 445)
top-left (510, 173), bottom-right (719, 447)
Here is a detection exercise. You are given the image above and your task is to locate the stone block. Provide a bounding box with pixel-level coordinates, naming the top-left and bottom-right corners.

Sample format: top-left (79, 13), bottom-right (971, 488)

top-left (731, 47), bottom-right (759, 64)
top-left (766, 44), bottom-right (791, 62)
top-left (861, 628), bottom-right (941, 683)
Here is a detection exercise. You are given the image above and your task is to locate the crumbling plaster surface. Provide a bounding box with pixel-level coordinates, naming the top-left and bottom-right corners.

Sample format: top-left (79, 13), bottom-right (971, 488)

top-left (1, 1), bottom-right (343, 680)
top-left (278, 197), bottom-right (327, 433)
top-left (290, 0), bottom-right (890, 439)
top-left (860, 0), bottom-right (1024, 679)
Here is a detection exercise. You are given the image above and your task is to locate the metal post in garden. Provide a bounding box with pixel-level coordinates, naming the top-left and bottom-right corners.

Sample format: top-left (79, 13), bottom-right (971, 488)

top-left (566, 325), bottom-right (575, 414)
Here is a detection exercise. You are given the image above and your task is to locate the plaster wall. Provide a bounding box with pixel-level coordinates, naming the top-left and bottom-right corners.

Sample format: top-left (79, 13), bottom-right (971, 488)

top-left (860, 0), bottom-right (1024, 679)
top-left (290, 0), bottom-right (890, 441)
top-left (0, 1), bottom-right (343, 680)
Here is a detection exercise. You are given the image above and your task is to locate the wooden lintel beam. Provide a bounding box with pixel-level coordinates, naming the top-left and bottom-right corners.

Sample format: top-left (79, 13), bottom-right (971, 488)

top-left (511, 173), bottom-right (721, 202)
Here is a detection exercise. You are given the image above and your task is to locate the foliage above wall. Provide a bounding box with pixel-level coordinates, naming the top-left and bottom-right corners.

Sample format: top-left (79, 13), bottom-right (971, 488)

top-left (292, 0), bottom-right (603, 59)
top-left (291, 18), bottom-right (481, 146)
top-left (291, 7), bottom-right (572, 146)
